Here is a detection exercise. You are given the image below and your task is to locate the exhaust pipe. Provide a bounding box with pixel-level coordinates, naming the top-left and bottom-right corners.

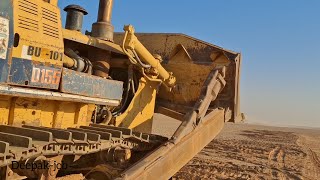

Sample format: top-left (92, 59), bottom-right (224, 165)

top-left (91, 0), bottom-right (114, 41)
top-left (64, 5), bottom-right (88, 32)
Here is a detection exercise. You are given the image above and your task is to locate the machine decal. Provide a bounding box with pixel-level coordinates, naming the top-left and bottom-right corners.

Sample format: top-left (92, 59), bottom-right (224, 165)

top-left (31, 66), bottom-right (62, 85)
top-left (9, 58), bottom-right (62, 90)
top-left (0, 16), bottom-right (9, 60)
top-left (21, 45), bottom-right (63, 61)
top-left (21, 45), bottom-right (32, 60)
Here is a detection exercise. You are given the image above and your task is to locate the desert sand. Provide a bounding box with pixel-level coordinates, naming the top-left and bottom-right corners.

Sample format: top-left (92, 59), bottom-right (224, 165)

top-left (152, 115), bottom-right (320, 180)
top-left (56, 115), bottom-right (320, 180)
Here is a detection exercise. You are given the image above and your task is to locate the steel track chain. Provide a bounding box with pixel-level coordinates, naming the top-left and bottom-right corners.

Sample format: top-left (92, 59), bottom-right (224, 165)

top-left (0, 124), bottom-right (167, 167)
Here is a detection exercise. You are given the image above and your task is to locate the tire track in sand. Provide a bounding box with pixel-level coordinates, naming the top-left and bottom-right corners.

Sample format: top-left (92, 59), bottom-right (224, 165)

top-left (309, 148), bottom-right (320, 172)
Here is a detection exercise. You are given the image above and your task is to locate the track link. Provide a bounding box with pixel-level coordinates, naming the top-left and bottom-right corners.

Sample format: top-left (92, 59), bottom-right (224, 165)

top-left (0, 124), bottom-right (167, 167)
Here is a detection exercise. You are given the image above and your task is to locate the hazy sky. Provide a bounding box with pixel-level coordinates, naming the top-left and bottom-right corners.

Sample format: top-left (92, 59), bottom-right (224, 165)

top-left (58, 0), bottom-right (320, 128)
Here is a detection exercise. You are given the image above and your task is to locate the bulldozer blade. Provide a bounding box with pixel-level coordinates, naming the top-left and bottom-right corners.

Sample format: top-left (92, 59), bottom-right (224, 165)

top-left (117, 109), bottom-right (225, 180)
top-left (114, 33), bottom-right (243, 123)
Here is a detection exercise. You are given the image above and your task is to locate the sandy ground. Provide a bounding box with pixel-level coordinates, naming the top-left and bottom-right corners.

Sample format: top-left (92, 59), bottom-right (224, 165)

top-left (153, 114), bottom-right (320, 180)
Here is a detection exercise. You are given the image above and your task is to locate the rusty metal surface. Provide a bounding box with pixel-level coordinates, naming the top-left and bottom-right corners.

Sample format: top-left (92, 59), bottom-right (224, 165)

top-left (64, 5), bottom-right (88, 31)
top-left (60, 68), bottom-right (123, 100)
top-left (91, 0), bottom-right (114, 41)
top-left (8, 58), bottom-right (62, 90)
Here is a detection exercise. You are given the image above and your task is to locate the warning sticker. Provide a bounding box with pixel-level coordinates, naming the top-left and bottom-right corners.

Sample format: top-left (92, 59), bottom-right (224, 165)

top-left (0, 16), bottom-right (9, 59)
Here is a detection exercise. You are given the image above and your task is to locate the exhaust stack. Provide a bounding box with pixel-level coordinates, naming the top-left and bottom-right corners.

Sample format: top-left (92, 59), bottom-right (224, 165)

top-left (91, 0), bottom-right (114, 41)
top-left (64, 5), bottom-right (88, 32)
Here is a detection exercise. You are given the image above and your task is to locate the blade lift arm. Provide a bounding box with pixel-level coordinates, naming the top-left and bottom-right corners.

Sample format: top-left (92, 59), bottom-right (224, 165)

top-left (172, 67), bottom-right (226, 143)
top-left (122, 25), bottom-right (176, 89)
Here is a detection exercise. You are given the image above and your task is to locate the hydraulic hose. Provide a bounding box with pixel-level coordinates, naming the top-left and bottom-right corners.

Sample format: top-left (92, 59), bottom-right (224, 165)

top-left (133, 50), bottom-right (151, 69)
top-left (112, 66), bottom-right (133, 116)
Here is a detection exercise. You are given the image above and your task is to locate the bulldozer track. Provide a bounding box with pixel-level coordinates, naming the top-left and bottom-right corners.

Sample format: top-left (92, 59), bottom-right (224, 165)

top-left (0, 124), bottom-right (167, 168)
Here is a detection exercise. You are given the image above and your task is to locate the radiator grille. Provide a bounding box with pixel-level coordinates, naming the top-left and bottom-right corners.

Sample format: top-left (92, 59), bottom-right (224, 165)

top-left (43, 23), bottom-right (59, 39)
top-left (16, 0), bottom-right (61, 39)
top-left (18, 0), bottom-right (38, 16)
top-left (18, 15), bottom-right (39, 32)
top-left (42, 7), bottom-right (58, 24)
top-left (17, 0), bottom-right (39, 32)
top-left (42, 7), bottom-right (59, 39)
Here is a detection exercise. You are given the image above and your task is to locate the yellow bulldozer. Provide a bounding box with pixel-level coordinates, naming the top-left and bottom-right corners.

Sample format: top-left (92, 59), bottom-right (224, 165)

top-left (0, 0), bottom-right (243, 179)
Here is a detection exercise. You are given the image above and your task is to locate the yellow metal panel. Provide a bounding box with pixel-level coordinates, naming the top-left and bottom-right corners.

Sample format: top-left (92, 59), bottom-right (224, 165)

top-left (0, 96), bottom-right (10, 125)
top-left (115, 77), bottom-right (158, 133)
top-left (12, 0), bottom-right (64, 66)
top-left (56, 102), bottom-right (78, 128)
top-left (74, 104), bottom-right (91, 127)
top-left (0, 95), bottom-right (94, 128)
top-left (52, 102), bottom-right (65, 128)
top-left (62, 29), bottom-right (124, 54)
top-left (61, 102), bottom-right (77, 128)
top-left (39, 100), bottom-right (55, 127)
top-left (160, 63), bottom-right (216, 106)
top-left (8, 98), bottom-right (41, 126)
top-left (54, 103), bottom-right (93, 128)
top-left (47, 0), bottom-right (58, 6)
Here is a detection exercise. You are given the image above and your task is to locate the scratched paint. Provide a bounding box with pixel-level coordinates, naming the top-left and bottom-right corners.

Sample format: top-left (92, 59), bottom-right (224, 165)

top-left (9, 58), bottom-right (62, 90)
top-left (61, 68), bottom-right (124, 100)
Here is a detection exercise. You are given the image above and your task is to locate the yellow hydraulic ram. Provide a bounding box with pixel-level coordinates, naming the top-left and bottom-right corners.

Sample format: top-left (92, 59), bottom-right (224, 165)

top-left (122, 25), bottom-right (176, 88)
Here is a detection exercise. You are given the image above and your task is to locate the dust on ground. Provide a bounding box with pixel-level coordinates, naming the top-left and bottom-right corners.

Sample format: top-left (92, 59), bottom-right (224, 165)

top-left (153, 114), bottom-right (320, 180)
